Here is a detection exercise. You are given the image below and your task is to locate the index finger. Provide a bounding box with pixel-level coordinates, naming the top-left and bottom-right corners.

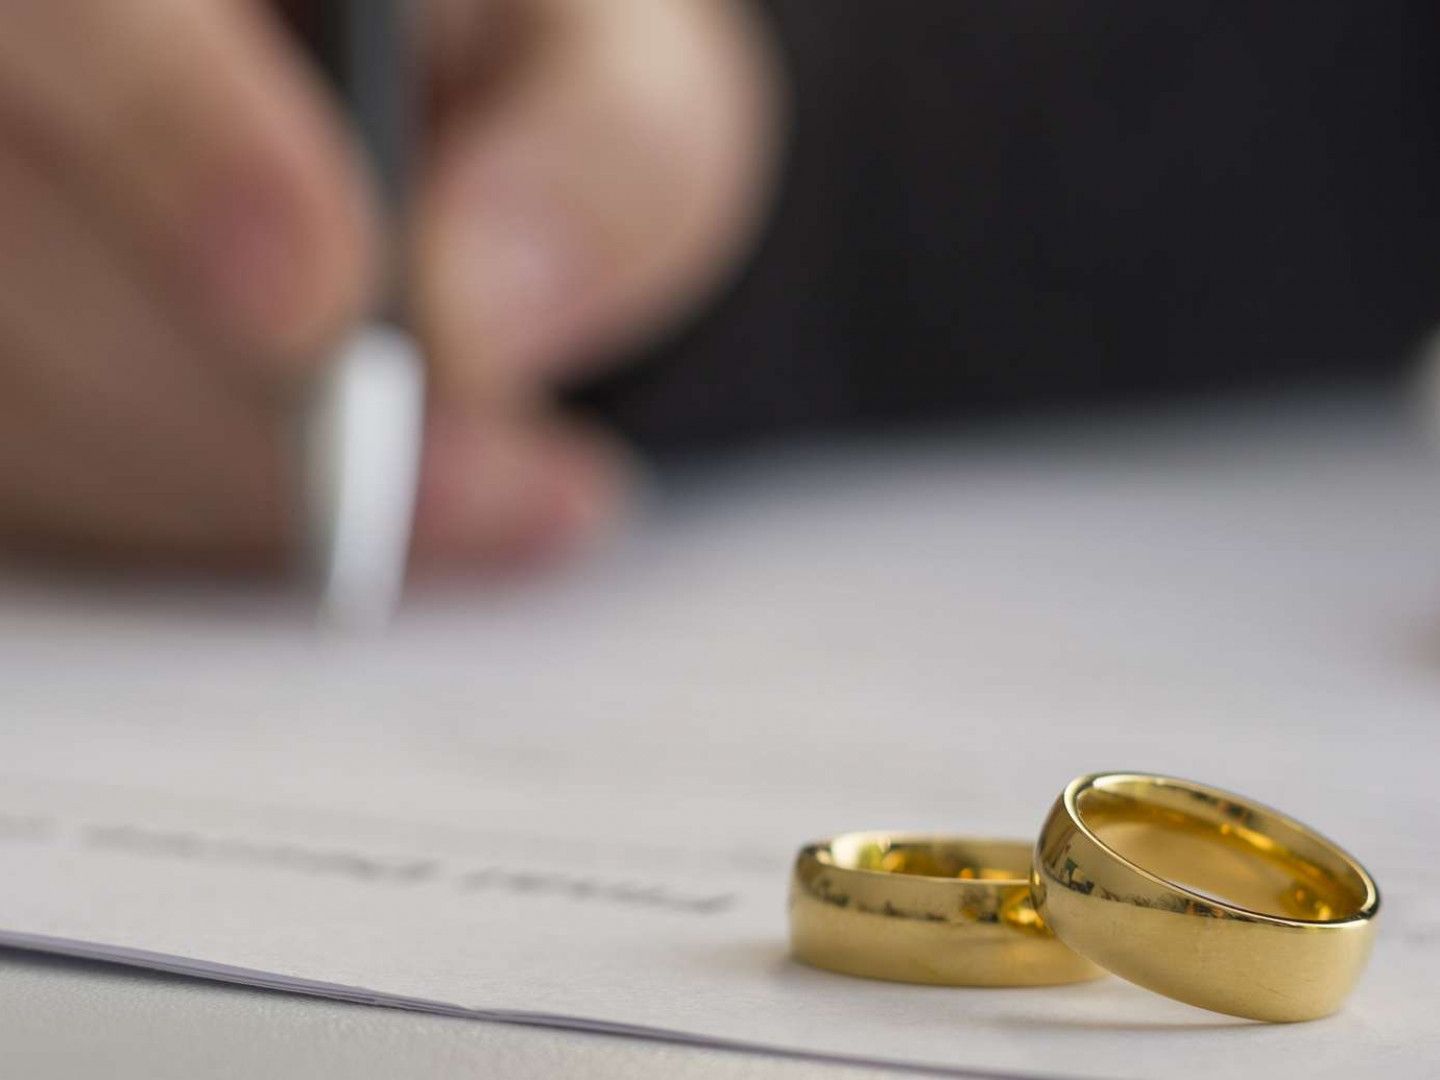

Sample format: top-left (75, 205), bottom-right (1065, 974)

top-left (0, 0), bottom-right (376, 368)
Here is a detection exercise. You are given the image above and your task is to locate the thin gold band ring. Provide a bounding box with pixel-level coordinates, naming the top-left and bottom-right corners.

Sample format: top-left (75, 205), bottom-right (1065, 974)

top-left (790, 833), bottom-right (1105, 986)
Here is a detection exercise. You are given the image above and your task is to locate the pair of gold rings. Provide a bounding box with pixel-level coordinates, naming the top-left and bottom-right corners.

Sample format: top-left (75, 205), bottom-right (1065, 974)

top-left (789, 773), bottom-right (1379, 1022)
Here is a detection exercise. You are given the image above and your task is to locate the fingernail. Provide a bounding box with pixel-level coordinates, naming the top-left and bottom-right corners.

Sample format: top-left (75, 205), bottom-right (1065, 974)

top-left (539, 434), bottom-right (629, 554)
top-left (413, 420), bottom-right (626, 566)
top-left (472, 432), bottom-right (623, 565)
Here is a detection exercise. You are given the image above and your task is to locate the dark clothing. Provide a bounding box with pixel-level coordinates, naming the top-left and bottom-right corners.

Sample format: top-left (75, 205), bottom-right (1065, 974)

top-left (581, 2), bottom-right (1440, 450)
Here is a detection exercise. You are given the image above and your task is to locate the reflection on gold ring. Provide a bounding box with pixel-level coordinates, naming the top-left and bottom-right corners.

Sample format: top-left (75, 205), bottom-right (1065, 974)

top-left (789, 833), bottom-right (1104, 987)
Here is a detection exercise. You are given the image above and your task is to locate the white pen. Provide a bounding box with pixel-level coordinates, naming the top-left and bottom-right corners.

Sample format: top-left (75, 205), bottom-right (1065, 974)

top-left (301, 2), bottom-right (425, 631)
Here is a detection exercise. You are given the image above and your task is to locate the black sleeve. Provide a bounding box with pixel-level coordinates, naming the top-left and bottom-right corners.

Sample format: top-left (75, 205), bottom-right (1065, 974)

top-left (578, 1), bottom-right (1440, 452)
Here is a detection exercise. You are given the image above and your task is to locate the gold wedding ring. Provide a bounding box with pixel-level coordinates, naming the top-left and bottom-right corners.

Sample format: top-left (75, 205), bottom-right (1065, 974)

top-left (1033, 773), bottom-right (1380, 1021)
top-left (790, 833), bottom-right (1105, 986)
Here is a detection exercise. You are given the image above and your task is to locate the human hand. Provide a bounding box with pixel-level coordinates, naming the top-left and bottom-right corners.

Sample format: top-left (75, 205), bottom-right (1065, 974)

top-left (0, 0), bottom-right (782, 568)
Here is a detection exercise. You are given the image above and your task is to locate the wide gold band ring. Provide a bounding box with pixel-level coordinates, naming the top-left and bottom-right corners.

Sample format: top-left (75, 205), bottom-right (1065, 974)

top-left (789, 833), bottom-right (1105, 986)
top-left (1033, 773), bottom-right (1380, 1021)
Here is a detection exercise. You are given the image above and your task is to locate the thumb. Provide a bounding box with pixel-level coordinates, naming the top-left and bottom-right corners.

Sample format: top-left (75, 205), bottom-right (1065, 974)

top-left (414, 0), bottom-right (783, 401)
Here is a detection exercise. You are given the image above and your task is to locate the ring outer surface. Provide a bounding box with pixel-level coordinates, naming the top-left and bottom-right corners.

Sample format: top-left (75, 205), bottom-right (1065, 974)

top-left (1031, 772), bottom-right (1380, 1022)
top-left (791, 833), bottom-right (1105, 987)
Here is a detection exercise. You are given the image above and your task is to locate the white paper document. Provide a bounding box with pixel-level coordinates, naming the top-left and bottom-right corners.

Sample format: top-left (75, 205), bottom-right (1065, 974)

top-left (0, 396), bottom-right (1437, 1078)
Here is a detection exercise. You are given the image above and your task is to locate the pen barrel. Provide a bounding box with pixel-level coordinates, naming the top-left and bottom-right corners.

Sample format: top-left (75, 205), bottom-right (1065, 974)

top-left (318, 1), bottom-right (416, 213)
top-left (313, 2), bottom-right (416, 322)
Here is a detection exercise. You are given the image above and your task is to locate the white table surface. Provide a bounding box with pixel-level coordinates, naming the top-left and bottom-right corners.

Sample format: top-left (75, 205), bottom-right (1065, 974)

top-left (0, 949), bottom-right (903, 1080)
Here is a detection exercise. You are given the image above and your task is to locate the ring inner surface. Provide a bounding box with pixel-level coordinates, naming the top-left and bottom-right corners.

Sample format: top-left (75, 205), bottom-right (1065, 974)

top-left (1075, 778), bottom-right (1370, 922)
top-left (828, 836), bottom-right (1026, 883)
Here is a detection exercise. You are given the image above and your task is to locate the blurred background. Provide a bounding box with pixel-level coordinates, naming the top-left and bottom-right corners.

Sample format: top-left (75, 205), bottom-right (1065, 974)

top-left (4, 0), bottom-right (1439, 835)
top-left (584, 2), bottom-right (1440, 450)
top-left (3, 2), bottom-right (1440, 571)
top-left (1, 0), bottom-right (1436, 918)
